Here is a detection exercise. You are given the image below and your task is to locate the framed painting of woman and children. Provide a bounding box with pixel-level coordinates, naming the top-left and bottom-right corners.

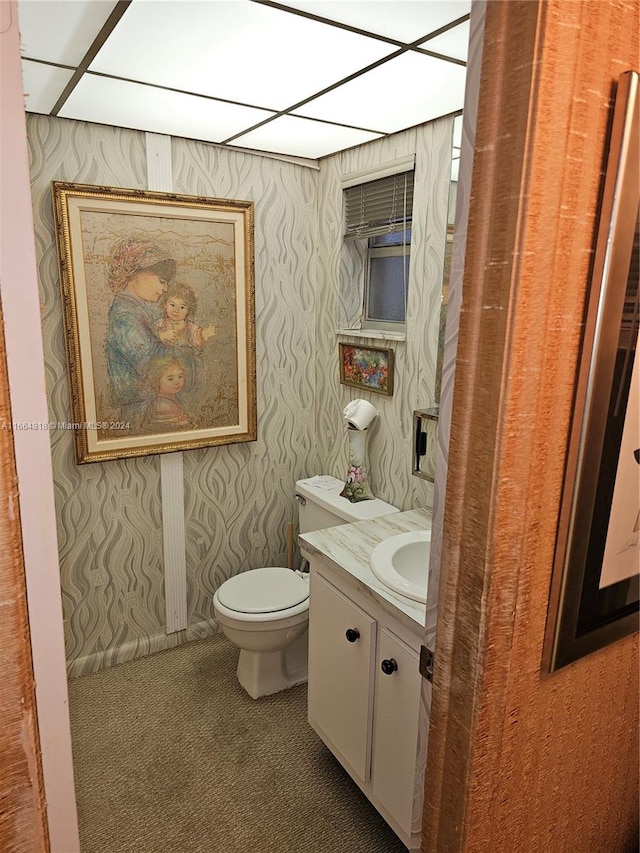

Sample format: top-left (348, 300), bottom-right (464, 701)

top-left (52, 182), bottom-right (256, 463)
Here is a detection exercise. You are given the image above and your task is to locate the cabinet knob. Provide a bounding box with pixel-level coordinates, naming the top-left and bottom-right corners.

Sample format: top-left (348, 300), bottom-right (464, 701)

top-left (345, 628), bottom-right (360, 643)
top-left (381, 658), bottom-right (398, 675)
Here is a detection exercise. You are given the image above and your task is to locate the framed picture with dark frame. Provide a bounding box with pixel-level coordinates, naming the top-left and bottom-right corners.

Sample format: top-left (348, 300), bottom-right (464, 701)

top-left (339, 343), bottom-right (394, 396)
top-left (52, 182), bottom-right (256, 463)
top-left (543, 71), bottom-right (639, 672)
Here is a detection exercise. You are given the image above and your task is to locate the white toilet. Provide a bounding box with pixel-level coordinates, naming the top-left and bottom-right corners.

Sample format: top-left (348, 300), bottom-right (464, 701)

top-left (213, 475), bottom-right (399, 699)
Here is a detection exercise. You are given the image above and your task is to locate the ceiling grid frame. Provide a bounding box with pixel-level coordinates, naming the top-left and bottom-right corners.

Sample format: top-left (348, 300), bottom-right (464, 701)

top-left (19, 0), bottom-right (471, 160)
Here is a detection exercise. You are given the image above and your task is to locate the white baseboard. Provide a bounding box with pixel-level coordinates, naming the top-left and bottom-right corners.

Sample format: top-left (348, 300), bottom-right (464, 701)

top-left (66, 619), bottom-right (218, 678)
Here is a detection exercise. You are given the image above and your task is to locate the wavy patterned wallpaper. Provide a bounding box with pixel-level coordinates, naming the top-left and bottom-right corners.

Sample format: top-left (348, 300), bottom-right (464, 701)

top-left (26, 112), bottom-right (452, 675)
top-left (316, 117), bottom-right (454, 512)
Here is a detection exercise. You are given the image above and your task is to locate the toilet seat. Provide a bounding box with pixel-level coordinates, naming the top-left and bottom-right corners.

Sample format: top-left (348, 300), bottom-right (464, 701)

top-left (216, 567), bottom-right (309, 617)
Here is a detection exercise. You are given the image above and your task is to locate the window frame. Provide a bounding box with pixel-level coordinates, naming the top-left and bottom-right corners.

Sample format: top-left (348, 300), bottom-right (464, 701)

top-left (363, 235), bottom-right (411, 331)
top-left (341, 157), bottom-right (416, 335)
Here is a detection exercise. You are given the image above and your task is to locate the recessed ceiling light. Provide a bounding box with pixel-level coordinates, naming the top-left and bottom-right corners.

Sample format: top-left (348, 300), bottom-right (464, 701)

top-left (420, 20), bottom-right (470, 62)
top-left (89, 1), bottom-right (395, 111)
top-left (18, 0), bottom-right (118, 65)
top-left (59, 75), bottom-right (277, 144)
top-left (21, 60), bottom-right (75, 115)
top-left (231, 114), bottom-right (382, 159)
top-left (280, 1), bottom-right (471, 43)
top-left (295, 52), bottom-right (466, 134)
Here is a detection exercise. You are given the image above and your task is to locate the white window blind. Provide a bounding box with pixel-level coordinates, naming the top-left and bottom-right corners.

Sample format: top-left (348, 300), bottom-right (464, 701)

top-left (344, 170), bottom-right (415, 240)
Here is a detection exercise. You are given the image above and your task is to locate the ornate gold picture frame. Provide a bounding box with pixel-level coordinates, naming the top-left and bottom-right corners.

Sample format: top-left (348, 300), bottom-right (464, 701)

top-left (52, 182), bottom-right (256, 463)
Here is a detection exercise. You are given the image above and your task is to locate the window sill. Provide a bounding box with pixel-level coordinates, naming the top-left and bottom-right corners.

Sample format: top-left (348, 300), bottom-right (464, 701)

top-left (336, 328), bottom-right (406, 343)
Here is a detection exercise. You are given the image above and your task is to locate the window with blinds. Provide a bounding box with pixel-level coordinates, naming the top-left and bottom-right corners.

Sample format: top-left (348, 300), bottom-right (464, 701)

top-left (343, 167), bottom-right (415, 330)
top-left (344, 170), bottom-right (415, 240)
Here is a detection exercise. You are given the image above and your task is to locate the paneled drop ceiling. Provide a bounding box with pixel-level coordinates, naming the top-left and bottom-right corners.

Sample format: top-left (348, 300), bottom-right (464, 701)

top-left (18, 0), bottom-right (470, 160)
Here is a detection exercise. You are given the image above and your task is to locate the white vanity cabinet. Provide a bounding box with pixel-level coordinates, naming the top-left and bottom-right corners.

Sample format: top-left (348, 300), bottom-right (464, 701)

top-left (307, 562), bottom-right (423, 851)
top-left (371, 624), bottom-right (422, 835)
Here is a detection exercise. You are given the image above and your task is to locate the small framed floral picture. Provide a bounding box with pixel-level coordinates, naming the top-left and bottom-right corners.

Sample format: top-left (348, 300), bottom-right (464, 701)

top-left (339, 343), bottom-right (394, 396)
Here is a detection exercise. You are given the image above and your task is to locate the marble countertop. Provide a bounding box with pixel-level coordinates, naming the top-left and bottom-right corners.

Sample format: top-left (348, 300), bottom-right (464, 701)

top-left (299, 508), bottom-right (431, 630)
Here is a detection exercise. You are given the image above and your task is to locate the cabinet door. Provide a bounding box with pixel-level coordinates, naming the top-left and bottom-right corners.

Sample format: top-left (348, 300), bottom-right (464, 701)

top-left (308, 572), bottom-right (376, 781)
top-left (371, 626), bottom-right (421, 836)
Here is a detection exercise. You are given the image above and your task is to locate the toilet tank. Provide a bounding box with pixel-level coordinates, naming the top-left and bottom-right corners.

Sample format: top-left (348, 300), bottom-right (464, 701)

top-left (295, 475), bottom-right (399, 534)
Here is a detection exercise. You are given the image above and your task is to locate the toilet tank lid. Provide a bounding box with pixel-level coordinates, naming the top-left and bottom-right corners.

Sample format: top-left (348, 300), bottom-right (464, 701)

top-left (295, 476), bottom-right (399, 523)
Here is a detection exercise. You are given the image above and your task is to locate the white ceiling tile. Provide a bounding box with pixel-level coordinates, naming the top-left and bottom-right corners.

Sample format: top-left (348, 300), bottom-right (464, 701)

top-left (421, 20), bottom-right (469, 61)
top-left (279, 1), bottom-right (471, 43)
top-left (18, 0), bottom-right (118, 65)
top-left (231, 115), bottom-right (382, 159)
top-left (21, 60), bottom-right (74, 114)
top-left (89, 0), bottom-right (395, 111)
top-left (17, 0), bottom-right (471, 159)
top-left (295, 52), bottom-right (466, 134)
top-left (58, 75), bottom-right (276, 144)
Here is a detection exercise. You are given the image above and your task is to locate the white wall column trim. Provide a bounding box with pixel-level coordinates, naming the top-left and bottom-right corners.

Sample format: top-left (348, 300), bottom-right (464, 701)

top-left (160, 451), bottom-right (188, 632)
top-left (145, 131), bottom-right (188, 633)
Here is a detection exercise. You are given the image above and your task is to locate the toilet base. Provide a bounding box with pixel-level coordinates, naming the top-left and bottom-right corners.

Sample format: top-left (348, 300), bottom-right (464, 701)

top-left (236, 630), bottom-right (308, 699)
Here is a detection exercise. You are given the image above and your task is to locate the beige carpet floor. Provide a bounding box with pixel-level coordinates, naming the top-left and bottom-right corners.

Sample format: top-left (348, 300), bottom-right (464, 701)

top-left (68, 634), bottom-right (409, 853)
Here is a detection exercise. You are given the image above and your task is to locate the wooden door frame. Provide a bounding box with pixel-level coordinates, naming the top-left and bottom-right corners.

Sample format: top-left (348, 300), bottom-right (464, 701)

top-left (0, 3), bottom-right (80, 849)
top-left (422, 2), bottom-right (639, 851)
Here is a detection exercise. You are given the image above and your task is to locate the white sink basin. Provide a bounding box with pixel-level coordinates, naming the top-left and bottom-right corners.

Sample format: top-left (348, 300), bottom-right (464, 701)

top-left (369, 530), bottom-right (431, 603)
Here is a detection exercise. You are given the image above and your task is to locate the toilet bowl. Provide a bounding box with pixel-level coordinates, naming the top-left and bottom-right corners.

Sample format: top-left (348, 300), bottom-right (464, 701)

top-left (213, 475), bottom-right (399, 699)
top-left (213, 567), bottom-right (310, 699)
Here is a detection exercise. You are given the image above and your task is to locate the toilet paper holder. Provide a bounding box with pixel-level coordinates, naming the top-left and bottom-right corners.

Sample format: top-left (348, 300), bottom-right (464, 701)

top-left (413, 408), bottom-right (439, 481)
